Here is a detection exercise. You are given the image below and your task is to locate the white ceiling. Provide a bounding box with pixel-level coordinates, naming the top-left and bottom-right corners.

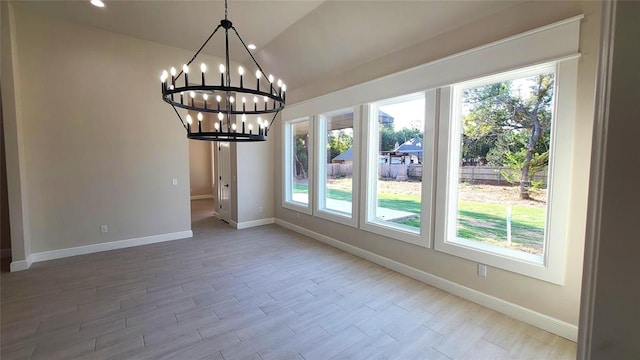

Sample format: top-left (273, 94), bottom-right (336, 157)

top-left (13, 0), bottom-right (517, 91)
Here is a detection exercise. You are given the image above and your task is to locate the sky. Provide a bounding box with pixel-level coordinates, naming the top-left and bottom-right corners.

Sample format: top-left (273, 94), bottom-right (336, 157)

top-left (378, 97), bottom-right (425, 131)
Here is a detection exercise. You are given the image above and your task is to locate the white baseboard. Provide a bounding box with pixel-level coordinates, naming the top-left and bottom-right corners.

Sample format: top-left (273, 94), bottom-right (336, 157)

top-left (10, 230), bottom-right (193, 272)
top-left (274, 218), bottom-right (578, 341)
top-left (10, 256), bottom-right (33, 272)
top-left (191, 194), bottom-right (214, 200)
top-left (1, 248), bottom-right (12, 259)
top-left (235, 218), bottom-right (275, 230)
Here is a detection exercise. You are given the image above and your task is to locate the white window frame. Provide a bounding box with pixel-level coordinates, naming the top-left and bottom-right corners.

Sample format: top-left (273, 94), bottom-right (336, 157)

top-left (434, 60), bottom-right (579, 284)
top-left (360, 91), bottom-right (437, 247)
top-left (283, 116), bottom-right (313, 215)
top-left (314, 107), bottom-right (360, 227)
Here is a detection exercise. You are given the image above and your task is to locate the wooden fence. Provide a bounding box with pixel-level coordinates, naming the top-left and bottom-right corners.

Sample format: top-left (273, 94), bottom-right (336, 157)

top-left (326, 164), bottom-right (547, 185)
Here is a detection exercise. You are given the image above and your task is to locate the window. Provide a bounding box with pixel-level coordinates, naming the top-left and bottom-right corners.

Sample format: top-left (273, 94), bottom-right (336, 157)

top-left (362, 92), bottom-right (436, 246)
top-left (281, 16), bottom-right (582, 282)
top-left (283, 117), bottom-right (312, 214)
top-left (315, 108), bottom-right (359, 225)
top-left (435, 62), bottom-right (578, 283)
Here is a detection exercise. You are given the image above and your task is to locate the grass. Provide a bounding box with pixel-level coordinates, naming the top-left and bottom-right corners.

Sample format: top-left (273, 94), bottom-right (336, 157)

top-left (293, 180), bottom-right (545, 254)
top-left (457, 201), bottom-right (545, 253)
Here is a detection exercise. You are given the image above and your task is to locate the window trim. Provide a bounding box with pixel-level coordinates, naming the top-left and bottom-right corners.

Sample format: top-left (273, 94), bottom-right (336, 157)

top-left (359, 91), bottom-right (436, 248)
top-left (433, 59), bottom-right (579, 284)
top-left (282, 116), bottom-right (313, 215)
top-left (314, 107), bottom-right (360, 227)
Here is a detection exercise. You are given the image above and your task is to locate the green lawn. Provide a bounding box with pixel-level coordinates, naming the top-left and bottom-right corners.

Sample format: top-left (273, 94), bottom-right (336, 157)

top-left (457, 201), bottom-right (545, 253)
top-left (293, 183), bottom-right (309, 194)
top-left (293, 181), bottom-right (545, 253)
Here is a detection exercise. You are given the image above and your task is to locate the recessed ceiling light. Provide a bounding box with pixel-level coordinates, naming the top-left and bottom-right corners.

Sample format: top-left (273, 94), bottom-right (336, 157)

top-left (247, 44), bottom-right (257, 50)
top-left (90, 0), bottom-right (105, 8)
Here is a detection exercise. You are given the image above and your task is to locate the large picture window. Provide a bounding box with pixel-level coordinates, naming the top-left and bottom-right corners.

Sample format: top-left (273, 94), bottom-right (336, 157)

top-left (435, 61), bottom-right (578, 283)
top-left (362, 92), bottom-right (436, 246)
top-left (283, 117), bottom-right (312, 214)
top-left (316, 108), bottom-right (359, 225)
top-left (455, 67), bottom-right (555, 260)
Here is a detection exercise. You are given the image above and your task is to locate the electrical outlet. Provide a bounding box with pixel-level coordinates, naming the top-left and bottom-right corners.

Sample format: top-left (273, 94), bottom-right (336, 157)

top-left (477, 264), bottom-right (487, 277)
top-left (100, 225), bottom-right (108, 233)
top-left (172, 178), bottom-right (178, 186)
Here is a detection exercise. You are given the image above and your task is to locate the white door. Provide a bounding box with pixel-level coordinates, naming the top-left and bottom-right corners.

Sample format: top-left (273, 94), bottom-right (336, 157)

top-left (217, 142), bottom-right (231, 223)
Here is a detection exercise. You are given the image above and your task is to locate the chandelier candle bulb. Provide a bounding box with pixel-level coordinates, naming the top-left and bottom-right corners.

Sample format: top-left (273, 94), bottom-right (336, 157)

top-left (242, 114), bottom-right (246, 133)
top-left (268, 74), bottom-right (274, 93)
top-left (249, 123), bottom-right (253, 135)
top-left (160, 70), bottom-right (168, 91)
top-left (186, 113), bottom-right (193, 133)
top-left (238, 66), bottom-right (244, 88)
top-left (256, 70), bottom-right (261, 91)
top-left (203, 94), bottom-right (208, 109)
top-left (219, 64), bottom-right (225, 86)
top-left (170, 67), bottom-right (176, 86)
top-left (182, 64), bottom-right (189, 86)
top-left (232, 123), bottom-right (237, 132)
top-left (190, 91), bottom-right (196, 107)
top-left (200, 63), bottom-right (207, 85)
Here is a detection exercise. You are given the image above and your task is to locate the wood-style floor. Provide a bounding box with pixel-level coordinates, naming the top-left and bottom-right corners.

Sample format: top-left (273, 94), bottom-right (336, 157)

top-left (0, 200), bottom-right (576, 360)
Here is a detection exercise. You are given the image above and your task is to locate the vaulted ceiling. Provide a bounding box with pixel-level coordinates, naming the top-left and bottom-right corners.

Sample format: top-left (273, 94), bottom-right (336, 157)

top-left (13, 0), bottom-right (517, 90)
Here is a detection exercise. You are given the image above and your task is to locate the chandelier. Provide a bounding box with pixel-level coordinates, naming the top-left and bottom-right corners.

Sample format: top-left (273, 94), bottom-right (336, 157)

top-left (159, 0), bottom-right (285, 142)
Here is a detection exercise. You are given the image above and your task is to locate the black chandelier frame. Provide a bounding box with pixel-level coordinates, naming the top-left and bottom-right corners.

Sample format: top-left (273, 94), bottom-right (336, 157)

top-left (161, 0), bottom-right (285, 142)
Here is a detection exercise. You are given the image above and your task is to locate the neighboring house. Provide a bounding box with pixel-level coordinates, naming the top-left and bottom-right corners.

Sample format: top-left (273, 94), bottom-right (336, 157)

top-left (380, 138), bottom-right (423, 164)
top-left (331, 147), bottom-right (353, 164)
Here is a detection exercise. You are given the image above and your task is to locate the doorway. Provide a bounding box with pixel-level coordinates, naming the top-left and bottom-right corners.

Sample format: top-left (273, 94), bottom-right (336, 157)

top-left (188, 136), bottom-right (216, 224)
top-left (216, 142), bottom-right (232, 223)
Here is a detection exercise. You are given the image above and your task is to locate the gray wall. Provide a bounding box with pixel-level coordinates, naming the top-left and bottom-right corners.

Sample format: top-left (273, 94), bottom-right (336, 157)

top-left (2, 5), bottom-right (222, 257)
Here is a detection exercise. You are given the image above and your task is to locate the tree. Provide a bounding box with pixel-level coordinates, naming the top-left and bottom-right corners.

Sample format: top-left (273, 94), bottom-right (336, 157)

top-left (464, 74), bottom-right (554, 199)
top-left (326, 130), bottom-right (353, 163)
top-left (294, 134), bottom-right (309, 179)
top-left (379, 124), bottom-right (423, 152)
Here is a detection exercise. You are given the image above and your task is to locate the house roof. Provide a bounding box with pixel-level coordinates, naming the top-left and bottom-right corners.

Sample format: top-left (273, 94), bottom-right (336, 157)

top-left (392, 138), bottom-right (423, 155)
top-left (332, 147), bottom-right (353, 162)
